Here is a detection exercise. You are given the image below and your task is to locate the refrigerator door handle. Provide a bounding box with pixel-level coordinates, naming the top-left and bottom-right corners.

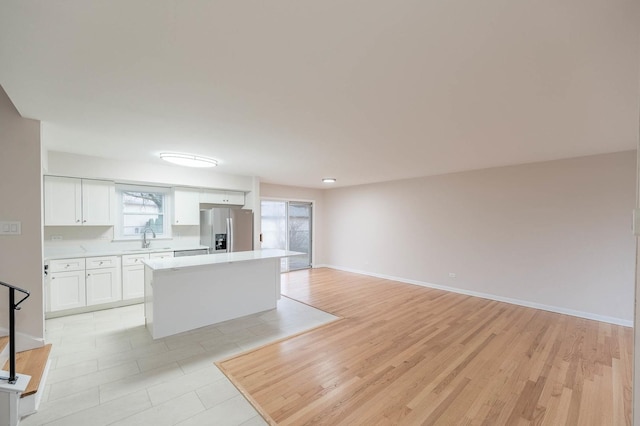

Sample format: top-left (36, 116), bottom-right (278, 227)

top-left (227, 217), bottom-right (233, 253)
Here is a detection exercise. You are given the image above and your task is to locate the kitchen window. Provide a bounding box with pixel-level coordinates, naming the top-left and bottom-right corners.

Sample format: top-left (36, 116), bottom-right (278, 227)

top-left (115, 184), bottom-right (170, 240)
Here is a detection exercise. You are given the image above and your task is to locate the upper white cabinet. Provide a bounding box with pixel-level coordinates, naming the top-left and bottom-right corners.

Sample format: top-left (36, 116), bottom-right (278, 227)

top-left (173, 187), bottom-right (200, 225)
top-left (200, 189), bottom-right (245, 206)
top-left (82, 179), bottom-right (115, 225)
top-left (44, 176), bottom-right (81, 226)
top-left (44, 176), bottom-right (115, 226)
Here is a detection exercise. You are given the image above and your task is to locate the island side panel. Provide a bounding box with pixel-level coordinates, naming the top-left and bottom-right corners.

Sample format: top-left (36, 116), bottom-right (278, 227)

top-left (149, 257), bottom-right (279, 339)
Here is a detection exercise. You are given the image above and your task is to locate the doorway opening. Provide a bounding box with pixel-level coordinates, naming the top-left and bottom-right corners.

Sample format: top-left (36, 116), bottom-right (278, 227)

top-left (261, 200), bottom-right (312, 271)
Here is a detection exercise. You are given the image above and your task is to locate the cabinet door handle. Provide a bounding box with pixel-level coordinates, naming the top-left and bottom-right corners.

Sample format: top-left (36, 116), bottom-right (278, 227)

top-left (83, 220), bottom-right (87, 223)
top-left (76, 219), bottom-right (80, 223)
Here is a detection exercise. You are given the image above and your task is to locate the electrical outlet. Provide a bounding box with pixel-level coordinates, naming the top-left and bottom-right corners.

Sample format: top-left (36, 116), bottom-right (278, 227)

top-left (448, 272), bottom-right (457, 278)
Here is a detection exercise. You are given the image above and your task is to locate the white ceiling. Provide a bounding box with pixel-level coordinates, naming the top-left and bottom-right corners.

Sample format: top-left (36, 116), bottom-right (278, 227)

top-left (0, 1), bottom-right (638, 188)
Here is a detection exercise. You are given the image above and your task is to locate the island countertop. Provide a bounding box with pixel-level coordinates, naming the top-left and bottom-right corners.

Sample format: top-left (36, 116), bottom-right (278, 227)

top-left (143, 249), bottom-right (303, 271)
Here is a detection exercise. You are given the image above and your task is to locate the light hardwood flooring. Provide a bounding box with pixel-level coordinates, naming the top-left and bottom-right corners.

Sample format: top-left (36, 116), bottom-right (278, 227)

top-left (218, 268), bottom-right (633, 425)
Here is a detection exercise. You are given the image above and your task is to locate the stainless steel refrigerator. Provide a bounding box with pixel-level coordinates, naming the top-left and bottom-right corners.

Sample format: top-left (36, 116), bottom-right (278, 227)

top-left (200, 208), bottom-right (254, 253)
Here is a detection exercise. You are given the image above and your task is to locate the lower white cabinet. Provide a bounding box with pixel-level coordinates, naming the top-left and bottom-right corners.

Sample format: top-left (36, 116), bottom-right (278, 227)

top-left (86, 256), bottom-right (121, 306)
top-left (49, 269), bottom-right (86, 312)
top-left (48, 255), bottom-right (121, 312)
top-left (47, 251), bottom-right (174, 312)
top-left (48, 258), bottom-right (87, 312)
top-left (149, 251), bottom-right (174, 260)
top-left (122, 264), bottom-right (145, 300)
top-left (122, 251), bottom-right (173, 300)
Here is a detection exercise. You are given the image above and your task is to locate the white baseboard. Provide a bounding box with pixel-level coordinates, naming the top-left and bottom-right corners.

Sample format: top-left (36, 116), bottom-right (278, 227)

top-left (314, 265), bottom-right (633, 327)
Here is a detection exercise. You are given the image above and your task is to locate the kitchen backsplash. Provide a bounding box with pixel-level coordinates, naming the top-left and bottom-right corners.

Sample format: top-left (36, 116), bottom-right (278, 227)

top-left (43, 225), bottom-right (201, 253)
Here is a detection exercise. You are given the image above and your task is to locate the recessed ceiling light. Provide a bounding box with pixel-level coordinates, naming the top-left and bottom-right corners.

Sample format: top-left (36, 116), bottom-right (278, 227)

top-left (322, 178), bottom-right (337, 183)
top-left (160, 153), bottom-right (218, 168)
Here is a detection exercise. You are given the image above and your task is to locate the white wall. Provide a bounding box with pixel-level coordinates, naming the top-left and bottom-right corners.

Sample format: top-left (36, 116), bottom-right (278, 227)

top-left (260, 183), bottom-right (326, 265)
top-left (324, 151), bottom-right (636, 325)
top-left (0, 85), bottom-right (44, 344)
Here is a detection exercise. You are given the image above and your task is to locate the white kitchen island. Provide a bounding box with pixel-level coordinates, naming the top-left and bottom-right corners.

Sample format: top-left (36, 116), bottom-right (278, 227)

top-left (143, 249), bottom-right (302, 339)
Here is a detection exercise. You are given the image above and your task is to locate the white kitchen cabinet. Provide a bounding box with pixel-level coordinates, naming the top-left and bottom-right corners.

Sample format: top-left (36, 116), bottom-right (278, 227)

top-left (44, 176), bottom-right (115, 226)
top-left (48, 258), bottom-right (86, 312)
top-left (82, 179), bottom-right (115, 225)
top-left (49, 270), bottom-right (86, 311)
top-left (122, 253), bottom-right (148, 266)
top-left (173, 187), bottom-right (200, 225)
top-left (149, 251), bottom-right (174, 260)
top-left (122, 253), bottom-right (150, 300)
top-left (122, 251), bottom-right (173, 300)
top-left (44, 176), bottom-right (82, 226)
top-left (122, 265), bottom-right (145, 300)
top-left (200, 189), bottom-right (245, 206)
top-left (224, 191), bottom-right (245, 206)
top-left (86, 256), bottom-right (121, 306)
top-left (48, 257), bottom-right (85, 272)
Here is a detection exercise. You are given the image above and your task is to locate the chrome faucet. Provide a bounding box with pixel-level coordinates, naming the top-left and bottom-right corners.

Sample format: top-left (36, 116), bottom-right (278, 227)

top-left (142, 226), bottom-right (156, 248)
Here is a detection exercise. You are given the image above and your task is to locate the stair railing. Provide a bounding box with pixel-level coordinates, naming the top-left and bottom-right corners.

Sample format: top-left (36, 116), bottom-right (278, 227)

top-left (0, 281), bottom-right (30, 385)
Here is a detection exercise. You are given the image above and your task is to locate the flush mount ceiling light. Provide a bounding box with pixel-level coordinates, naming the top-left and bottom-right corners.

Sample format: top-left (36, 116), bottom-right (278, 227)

top-left (160, 152), bottom-right (218, 168)
top-left (322, 178), bottom-right (337, 183)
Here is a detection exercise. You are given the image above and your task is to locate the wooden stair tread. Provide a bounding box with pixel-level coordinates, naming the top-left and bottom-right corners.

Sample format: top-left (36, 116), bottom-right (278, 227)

top-left (0, 336), bottom-right (8, 353)
top-left (2, 344), bottom-right (52, 397)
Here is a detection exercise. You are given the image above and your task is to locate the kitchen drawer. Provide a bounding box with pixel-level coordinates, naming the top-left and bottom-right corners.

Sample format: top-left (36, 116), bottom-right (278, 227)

top-left (49, 258), bottom-right (85, 272)
top-left (149, 251), bottom-right (174, 260)
top-left (122, 253), bottom-right (149, 266)
top-left (86, 255), bottom-right (120, 270)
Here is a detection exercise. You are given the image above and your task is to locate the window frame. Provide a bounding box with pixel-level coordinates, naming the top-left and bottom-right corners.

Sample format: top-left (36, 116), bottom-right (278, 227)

top-left (114, 184), bottom-right (172, 241)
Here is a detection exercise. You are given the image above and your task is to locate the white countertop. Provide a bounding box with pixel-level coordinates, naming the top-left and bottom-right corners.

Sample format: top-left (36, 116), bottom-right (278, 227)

top-left (44, 245), bottom-right (208, 260)
top-left (143, 249), bottom-right (304, 271)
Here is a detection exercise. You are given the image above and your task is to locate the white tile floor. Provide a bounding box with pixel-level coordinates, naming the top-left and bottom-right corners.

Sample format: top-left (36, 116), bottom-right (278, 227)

top-left (21, 297), bottom-right (338, 426)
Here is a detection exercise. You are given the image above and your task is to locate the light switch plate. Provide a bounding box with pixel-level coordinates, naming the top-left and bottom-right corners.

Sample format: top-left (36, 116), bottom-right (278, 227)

top-left (0, 221), bottom-right (21, 235)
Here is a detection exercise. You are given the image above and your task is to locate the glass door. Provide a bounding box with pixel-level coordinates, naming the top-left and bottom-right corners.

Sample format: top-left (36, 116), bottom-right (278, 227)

top-left (261, 200), bottom-right (312, 271)
top-left (288, 202), bottom-right (312, 270)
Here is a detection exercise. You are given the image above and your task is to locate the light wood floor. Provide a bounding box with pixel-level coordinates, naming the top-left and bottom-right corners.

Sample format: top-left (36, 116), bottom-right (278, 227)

top-left (218, 268), bottom-right (633, 425)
